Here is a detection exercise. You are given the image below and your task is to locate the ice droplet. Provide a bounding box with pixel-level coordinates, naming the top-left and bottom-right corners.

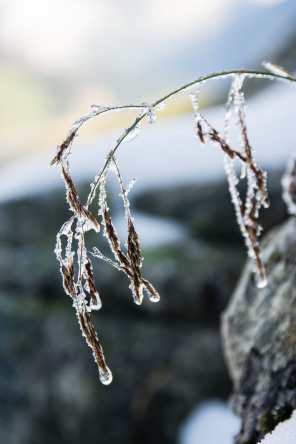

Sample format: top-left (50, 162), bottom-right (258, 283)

top-left (256, 276), bottom-right (267, 289)
top-left (90, 104), bottom-right (106, 113)
top-left (90, 105), bottom-right (100, 112)
top-left (130, 283), bottom-right (144, 305)
top-left (99, 366), bottom-right (113, 385)
top-left (155, 101), bottom-right (165, 111)
top-left (133, 295), bottom-right (144, 305)
top-left (90, 296), bottom-right (102, 310)
top-left (146, 109), bottom-right (156, 124)
top-left (122, 124), bottom-right (141, 143)
top-left (148, 293), bottom-right (160, 303)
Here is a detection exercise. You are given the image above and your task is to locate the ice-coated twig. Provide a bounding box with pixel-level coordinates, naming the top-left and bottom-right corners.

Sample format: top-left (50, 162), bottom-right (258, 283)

top-left (54, 216), bottom-right (110, 382)
top-left (98, 155), bottom-right (160, 305)
top-left (190, 73), bottom-right (269, 287)
top-left (51, 65), bottom-right (296, 383)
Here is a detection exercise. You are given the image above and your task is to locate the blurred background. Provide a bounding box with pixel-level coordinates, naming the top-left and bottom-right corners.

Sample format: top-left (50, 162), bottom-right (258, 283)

top-left (0, 0), bottom-right (296, 443)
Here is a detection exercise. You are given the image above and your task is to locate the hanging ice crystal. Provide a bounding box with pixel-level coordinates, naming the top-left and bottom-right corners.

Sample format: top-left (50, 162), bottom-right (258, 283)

top-left (146, 108), bottom-right (156, 124)
top-left (121, 123), bottom-right (141, 143)
top-left (99, 366), bottom-right (113, 385)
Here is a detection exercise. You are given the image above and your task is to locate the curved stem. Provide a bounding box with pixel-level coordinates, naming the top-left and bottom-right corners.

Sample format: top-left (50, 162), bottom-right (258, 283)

top-left (152, 69), bottom-right (296, 106)
top-left (86, 114), bottom-right (144, 206)
top-left (85, 68), bottom-right (296, 207)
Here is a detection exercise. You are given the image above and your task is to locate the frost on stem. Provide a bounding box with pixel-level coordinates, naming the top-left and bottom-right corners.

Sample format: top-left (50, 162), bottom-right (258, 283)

top-left (262, 61), bottom-right (295, 79)
top-left (51, 65), bottom-right (295, 383)
top-left (96, 155), bottom-right (160, 306)
top-left (51, 114), bottom-right (159, 382)
top-left (189, 73), bottom-right (269, 288)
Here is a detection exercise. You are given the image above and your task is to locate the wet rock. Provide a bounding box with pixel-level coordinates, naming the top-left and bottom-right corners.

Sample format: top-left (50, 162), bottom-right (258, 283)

top-left (222, 217), bottom-right (296, 444)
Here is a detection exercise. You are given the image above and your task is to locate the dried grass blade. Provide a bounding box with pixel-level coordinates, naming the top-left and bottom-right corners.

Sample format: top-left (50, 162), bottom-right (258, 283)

top-left (84, 258), bottom-right (101, 309)
top-left (142, 278), bottom-right (160, 302)
top-left (61, 261), bottom-right (76, 300)
top-left (77, 309), bottom-right (112, 384)
top-left (61, 165), bottom-right (99, 231)
top-left (50, 130), bottom-right (77, 166)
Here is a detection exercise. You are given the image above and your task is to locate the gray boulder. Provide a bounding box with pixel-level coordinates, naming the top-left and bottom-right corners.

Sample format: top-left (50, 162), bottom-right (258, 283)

top-left (222, 217), bottom-right (296, 444)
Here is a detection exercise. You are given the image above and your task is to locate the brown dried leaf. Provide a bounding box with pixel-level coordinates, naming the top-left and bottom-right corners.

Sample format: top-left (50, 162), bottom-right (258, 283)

top-left (103, 208), bottom-right (130, 267)
top-left (84, 258), bottom-right (100, 306)
top-left (78, 310), bottom-right (108, 374)
top-left (61, 165), bottom-right (99, 231)
top-left (50, 131), bottom-right (77, 166)
top-left (197, 121), bottom-right (205, 143)
top-left (61, 261), bottom-right (76, 299)
top-left (127, 219), bottom-right (142, 268)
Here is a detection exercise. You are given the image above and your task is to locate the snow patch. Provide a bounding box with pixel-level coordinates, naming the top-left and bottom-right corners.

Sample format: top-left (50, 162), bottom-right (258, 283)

top-left (258, 410), bottom-right (296, 444)
top-left (178, 400), bottom-right (241, 444)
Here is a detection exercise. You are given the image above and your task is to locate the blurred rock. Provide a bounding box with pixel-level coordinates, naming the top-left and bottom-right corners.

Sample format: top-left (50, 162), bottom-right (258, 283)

top-left (222, 217), bottom-right (296, 444)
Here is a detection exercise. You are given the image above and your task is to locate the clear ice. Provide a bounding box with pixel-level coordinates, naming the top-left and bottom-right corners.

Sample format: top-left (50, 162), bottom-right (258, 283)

top-left (99, 367), bottom-right (113, 385)
top-left (122, 124), bottom-right (141, 143)
top-left (146, 108), bottom-right (156, 124)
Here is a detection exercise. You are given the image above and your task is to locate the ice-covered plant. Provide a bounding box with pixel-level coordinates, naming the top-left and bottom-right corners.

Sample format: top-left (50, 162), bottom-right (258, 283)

top-left (51, 62), bottom-right (296, 384)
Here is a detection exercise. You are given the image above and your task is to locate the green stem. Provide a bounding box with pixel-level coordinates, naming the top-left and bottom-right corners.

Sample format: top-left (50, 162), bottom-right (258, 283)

top-left (85, 68), bottom-right (296, 207)
top-left (152, 69), bottom-right (296, 106)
